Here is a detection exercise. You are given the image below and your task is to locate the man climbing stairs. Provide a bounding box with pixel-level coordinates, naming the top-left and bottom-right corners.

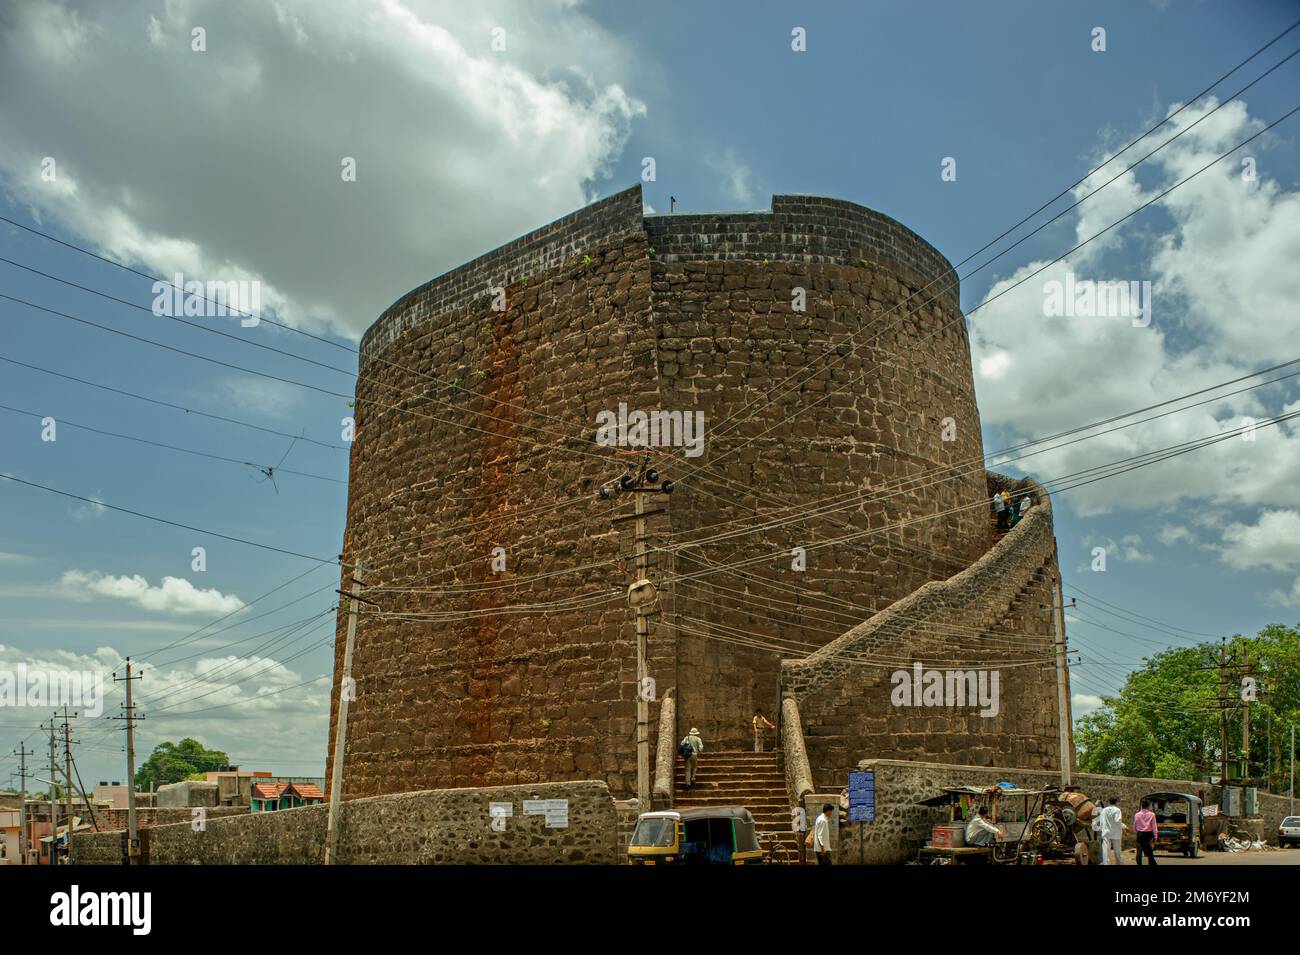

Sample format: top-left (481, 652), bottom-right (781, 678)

top-left (674, 749), bottom-right (801, 861)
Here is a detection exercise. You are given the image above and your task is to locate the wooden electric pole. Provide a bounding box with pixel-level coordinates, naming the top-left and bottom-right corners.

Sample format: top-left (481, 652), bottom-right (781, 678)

top-left (325, 559), bottom-right (365, 865)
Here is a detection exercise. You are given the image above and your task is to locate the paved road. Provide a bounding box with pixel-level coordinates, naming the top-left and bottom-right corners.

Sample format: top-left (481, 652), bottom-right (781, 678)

top-left (1122, 846), bottom-right (1300, 865)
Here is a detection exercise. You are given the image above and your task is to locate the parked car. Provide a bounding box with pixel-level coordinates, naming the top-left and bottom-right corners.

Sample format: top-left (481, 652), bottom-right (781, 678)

top-left (1278, 816), bottom-right (1300, 848)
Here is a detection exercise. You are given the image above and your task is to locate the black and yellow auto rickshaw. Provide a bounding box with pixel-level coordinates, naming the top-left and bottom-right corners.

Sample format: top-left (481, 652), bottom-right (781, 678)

top-left (627, 807), bottom-right (764, 865)
top-left (1144, 791), bottom-right (1201, 858)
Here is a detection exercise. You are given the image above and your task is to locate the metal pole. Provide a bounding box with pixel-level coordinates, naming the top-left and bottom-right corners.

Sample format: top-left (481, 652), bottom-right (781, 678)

top-left (325, 560), bottom-right (364, 865)
top-left (635, 491), bottom-right (650, 808)
top-left (1290, 724), bottom-right (1294, 816)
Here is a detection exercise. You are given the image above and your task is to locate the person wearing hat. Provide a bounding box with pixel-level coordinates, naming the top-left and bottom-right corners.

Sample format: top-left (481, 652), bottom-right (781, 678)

top-left (679, 727), bottom-right (704, 788)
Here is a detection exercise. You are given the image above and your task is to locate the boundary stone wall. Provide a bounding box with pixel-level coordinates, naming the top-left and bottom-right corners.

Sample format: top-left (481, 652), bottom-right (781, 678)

top-left (844, 758), bottom-right (1291, 864)
top-left (72, 781), bottom-right (617, 865)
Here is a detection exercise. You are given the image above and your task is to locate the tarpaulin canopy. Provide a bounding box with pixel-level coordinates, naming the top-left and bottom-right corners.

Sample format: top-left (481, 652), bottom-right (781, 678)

top-left (915, 786), bottom-right (1058, 807)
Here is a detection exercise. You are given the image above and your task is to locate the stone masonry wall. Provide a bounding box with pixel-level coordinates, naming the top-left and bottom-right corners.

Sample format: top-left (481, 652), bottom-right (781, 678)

top-left (651, 220), bottom-right (988, 749)
top-left (785, 476), bottom-right (1064, 786)
top-left (72, 781), bottom-right (617, 865)
top-left (329, 187), bottom-right (658, 799)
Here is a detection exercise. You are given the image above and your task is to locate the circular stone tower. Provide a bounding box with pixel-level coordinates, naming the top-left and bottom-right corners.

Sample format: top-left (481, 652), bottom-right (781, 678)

top-left (327, 185), bottom-right (1058, 801)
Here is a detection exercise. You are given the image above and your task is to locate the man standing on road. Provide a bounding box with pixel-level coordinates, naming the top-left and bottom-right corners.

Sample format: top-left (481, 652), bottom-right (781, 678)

top-left (1096, 797), bottom-right (1127, 865)
top-left (1133, 799), bottom-right (1158, 866)
top-left (813, 803), bottom-right (834, 865)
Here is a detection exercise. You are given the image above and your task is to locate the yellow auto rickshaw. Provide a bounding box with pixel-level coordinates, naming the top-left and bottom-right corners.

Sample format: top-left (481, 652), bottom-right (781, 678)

top-left (627, 807), bottom-right (764, 865)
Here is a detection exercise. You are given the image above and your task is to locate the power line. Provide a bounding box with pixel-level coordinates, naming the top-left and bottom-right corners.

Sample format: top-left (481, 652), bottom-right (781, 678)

top-left (0, 401), bottom-right (346, 485)
top-left (0, 352), bottom-right (348, 450)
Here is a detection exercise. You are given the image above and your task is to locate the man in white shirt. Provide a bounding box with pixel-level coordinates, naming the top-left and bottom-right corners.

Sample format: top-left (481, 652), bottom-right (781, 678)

top-left (813, 803), bottom-right (834, 865)
top-left (1095, 797), bottom-right (1127, 864)
top-left (965, 806), bottom-right (1002, 847)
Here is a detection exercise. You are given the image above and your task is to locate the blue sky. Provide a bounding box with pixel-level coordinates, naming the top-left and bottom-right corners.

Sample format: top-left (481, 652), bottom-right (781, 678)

top-left (1, 0), bottom-right (1298, 786)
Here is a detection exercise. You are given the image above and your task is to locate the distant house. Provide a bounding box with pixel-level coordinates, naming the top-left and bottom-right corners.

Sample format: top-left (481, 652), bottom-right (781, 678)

top-left (282, 783), bottom-right (324, 809)
top-left (250, 782), bottom-right (323, 813)
top-left (250, 783), bottom-right (287, 813)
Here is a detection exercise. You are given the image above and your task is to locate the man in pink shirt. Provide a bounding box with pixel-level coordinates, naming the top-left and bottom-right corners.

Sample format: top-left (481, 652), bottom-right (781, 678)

top-left (1134, 799), bottom-right (1158, 866)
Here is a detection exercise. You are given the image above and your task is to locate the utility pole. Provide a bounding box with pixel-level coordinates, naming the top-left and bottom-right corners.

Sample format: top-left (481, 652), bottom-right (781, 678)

top-left (113, 659), bottom-right (143, 864)
top-left (46, 719), bottom-right (58, 866)
top-left (1240, 647), bottom-right (1251, 781)
top-left (59, 706), bottom-right (78, 826)
top-left (1290, 724), bottom-right (1295, 816)
top-left (1042, 580), bottom-right (1074, 787)
top-left (604, 459), bottom-right (673, 808)
top-left (15, 743), bottom-right (31, 864)
top-left (1218, 640), bottom-right (1229, 785)
top-left (325, 559), bottom-right (365, 865)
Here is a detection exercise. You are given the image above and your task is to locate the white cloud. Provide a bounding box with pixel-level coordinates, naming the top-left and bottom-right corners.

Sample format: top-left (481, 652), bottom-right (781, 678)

top-left (0, 0), bottom-right (646, 339)
top-left (0, 639), bottom-right (330, 773)
top-left (70, 492), bottom-right (107, 520)
top-left (1265, 577), bottom-right (1300, 608)
top-left (1072, 692), bottom-right (1105, 716)
top-left (1219, 509), bottom-right (1300, 572)
top-left (710, 150), bottom-right (755, 204)
top-left (1082, 534), bottom-right (1153, 564)
top-left (60, 570), bottom-right (246, 616)
top-left (972, 95), bottom-right (1300, 611)
top-left (216, 376), bottom-right (306, 421)
top-left (974, 97), bottom-right (1300, 520)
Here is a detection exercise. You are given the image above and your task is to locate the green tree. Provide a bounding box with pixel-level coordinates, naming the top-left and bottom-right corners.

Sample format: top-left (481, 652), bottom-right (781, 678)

top-left (134, 738), bottom-right (230, 791)
top-left (1075, 623), bottom-right (1300, 792)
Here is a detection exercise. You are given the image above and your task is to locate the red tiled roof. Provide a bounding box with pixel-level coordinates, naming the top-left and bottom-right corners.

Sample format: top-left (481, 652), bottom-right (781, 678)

top-left (251, 783), bottom-right (287, 800)
top-left (285, 784), bottom-right (324, 800)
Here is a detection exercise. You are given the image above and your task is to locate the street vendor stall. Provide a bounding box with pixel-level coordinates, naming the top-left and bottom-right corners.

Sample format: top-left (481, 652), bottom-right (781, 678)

top-left (914, 784), bottom-right (1094, 865)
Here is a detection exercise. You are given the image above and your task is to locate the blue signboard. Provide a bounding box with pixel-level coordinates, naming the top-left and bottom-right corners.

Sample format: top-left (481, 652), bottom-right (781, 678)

top-left (848, 770), bottom-right (875, 823)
